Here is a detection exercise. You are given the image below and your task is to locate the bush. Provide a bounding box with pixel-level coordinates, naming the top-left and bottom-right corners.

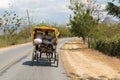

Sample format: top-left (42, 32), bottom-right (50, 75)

top-left (93, 23), bottom-right (120, 57)
top-left (0, 37), bottom-right (7, 47)
top-left (95, 35), bottom-right (120, 57)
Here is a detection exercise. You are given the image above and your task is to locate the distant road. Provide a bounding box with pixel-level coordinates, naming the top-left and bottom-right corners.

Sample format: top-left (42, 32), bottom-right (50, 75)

top-left (0, 38), bottom-right (75, 80)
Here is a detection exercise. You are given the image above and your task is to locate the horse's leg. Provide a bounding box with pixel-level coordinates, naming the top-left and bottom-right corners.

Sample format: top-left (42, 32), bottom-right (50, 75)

top-left (39, 52), bottom-right (42, 58)
top-left (46, 53), bottom-right (51, 61)
top-left (51, 53), bottom-right (53, 58)
top-left (46, 53), bottom-right (49, 61)
top-left (49, 53), bottom-right (51, 61)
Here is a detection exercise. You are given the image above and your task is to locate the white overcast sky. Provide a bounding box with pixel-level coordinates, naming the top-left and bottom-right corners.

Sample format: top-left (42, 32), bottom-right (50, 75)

top-left (0, 0), bottom-right (109, 24)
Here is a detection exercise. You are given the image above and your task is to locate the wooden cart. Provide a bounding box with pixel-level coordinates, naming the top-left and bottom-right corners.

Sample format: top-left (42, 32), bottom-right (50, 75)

top-left (32, 26), bottom-right (59, 67)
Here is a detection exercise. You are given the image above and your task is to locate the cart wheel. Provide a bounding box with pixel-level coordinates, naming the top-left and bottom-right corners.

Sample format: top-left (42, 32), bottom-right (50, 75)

top-left (56, 54), bottom-right (59, 67)
top-left (53, 53), bottom-right (56, 64)
top-left (32, 52), bottom-right (34, 65)
top-left (36, 53), bottom-right (39, 64)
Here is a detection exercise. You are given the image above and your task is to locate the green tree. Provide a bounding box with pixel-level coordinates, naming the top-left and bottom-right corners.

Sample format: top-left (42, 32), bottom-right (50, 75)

top-left (1, 11), bottom-right (22, 45)
top-left (106, 0), bottom-right (120, 19)
top-left (69, 0), bottom-right (98, 48)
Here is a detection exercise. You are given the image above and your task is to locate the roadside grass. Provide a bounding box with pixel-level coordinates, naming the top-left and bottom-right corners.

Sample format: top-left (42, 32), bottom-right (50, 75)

top-left (0, 37), bottom-right (31, 48)
top-left (0, 38), bottom-right (7, 48)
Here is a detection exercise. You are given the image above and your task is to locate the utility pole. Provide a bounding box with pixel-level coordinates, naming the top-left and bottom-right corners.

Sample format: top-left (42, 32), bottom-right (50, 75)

top-left (26, 10), bottom-right (32, 42)
top-left (27, 10), bottom-right (32, 33)
top-left (27, 10), bottom-right (31, 27)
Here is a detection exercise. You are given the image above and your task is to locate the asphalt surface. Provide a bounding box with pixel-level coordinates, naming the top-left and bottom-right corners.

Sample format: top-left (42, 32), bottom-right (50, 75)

top-left (0, 38), bottom-right (75, 80)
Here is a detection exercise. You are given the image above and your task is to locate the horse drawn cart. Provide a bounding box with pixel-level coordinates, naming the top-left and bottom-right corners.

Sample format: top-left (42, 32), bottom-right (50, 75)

top-left (32, 26), bottom-right (59, 67)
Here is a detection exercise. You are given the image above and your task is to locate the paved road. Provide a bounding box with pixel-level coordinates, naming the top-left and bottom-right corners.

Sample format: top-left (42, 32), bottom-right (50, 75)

top-left (0, 38), bottom-right (75, 80)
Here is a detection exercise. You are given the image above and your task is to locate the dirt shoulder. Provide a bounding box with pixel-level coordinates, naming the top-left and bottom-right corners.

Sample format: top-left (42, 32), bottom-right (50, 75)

top-left (60, 38), bottom-right (120, 80)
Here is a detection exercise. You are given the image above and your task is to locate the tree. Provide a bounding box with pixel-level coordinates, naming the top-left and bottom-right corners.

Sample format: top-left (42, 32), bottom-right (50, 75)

top-left (69, 0), bottom-right (98, 48)
top-left (1, 11), bottom-right (22, 45)
top-left (106, 0), bottom-right (120, 19)
top-left (0, 18), bottom-right (2, 26)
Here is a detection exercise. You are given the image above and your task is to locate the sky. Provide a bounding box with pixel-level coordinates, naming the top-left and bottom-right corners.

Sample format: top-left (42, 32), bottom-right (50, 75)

top-left (0, 0), bottom-right (112, 24)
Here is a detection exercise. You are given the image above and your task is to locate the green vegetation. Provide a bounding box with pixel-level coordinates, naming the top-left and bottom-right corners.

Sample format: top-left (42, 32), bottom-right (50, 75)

top-left (92, 0), bottom-right (120, 57)
top-left (0, 10), bottom-right (31, 47)
top-left (0, 26), bottom-right (31, 47)
top-left (54, 26), bottom-right (72, 38)
top-left (106, 0), bottom-right (120, 19)
top-left (92, 23), bottom-right (120, 57)
top-left (1, 11), bottom-right (22, 42)
top-left (68, 0), bottom-right (120, 57)
top-left (69, 0), bottom-right (99, 48)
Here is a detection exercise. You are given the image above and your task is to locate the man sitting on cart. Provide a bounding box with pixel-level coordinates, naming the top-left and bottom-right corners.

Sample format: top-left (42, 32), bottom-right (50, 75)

top-left (34, 30), bottom-right (43, 45)
top-left (42, 31), bottom-right (56, 45)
